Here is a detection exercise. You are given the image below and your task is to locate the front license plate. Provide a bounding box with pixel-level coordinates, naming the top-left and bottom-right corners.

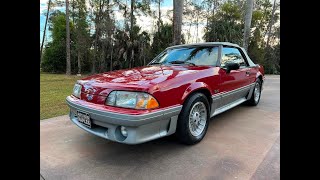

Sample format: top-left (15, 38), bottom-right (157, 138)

top-left (77, 111), bottom-right (91, 128)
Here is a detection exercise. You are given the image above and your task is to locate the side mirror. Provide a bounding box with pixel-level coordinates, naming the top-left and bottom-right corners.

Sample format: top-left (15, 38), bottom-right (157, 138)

top-left (225, 62), bottom-right (240, 73)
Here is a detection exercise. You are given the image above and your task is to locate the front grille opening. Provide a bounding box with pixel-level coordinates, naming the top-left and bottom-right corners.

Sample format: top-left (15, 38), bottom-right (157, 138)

top-left (90, 121), bottom-right (109, 138)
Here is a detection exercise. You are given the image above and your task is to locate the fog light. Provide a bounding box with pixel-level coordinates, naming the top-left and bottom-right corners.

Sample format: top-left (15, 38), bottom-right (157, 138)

top-left (120, 126), bottom-right (128, 137)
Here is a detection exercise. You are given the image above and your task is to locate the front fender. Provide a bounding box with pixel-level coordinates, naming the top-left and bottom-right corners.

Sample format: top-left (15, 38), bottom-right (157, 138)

top-left (181, 82), bottom-right (212, 104)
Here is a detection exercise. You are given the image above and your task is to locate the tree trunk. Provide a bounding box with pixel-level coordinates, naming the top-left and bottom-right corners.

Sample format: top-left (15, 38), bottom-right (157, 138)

top-left (101, 46), bottom-right (105, 72)
top-left (212, 0), bottom-right (216, 40)
top-left (92, 29), bottom-right (97, 74)
top-left (205, 1), bottom-right (212, 33)
top-left (94, 0), bottom-right (106, 73)
top-left (92, 0), bottom-right (103, 74)
top-left (72, 0), bottom-right (75, 24)
top-left (196, 15), bottom-right (199, 43)
top-left (131, 48), bottom-right (134, 68)
top-left (142, 42), bottom-right (145, 66)
top-left (40, 0), bottom-right (51, 64)
top-left (158, 0), bottom-right (161, 33)
top-left (77, 51), bottom-right (81, 75)
top-left (110, 41), bottom-right (113, 71)
top-left (243, 0), bottom-right (254, 51)
top-left (143, 53), bottom-right (145, 66)
top-left (265, 0), bottom-right (277, 48)
top-left (188, 22), bottom-right (192, 43)
top-left (173, 0), bottom-right (183, 45)
top-left (130, 0), bottom-right (134, 68)
top-left (66, 0), bottom-right (71, 75)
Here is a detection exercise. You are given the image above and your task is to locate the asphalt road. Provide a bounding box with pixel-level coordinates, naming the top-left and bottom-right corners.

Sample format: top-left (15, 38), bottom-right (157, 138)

top-left (40, 75), bottom-right (280, 180)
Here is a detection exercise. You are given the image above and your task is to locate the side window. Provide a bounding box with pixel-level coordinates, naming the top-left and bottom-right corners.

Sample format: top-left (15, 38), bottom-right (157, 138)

top-left (188, 46), bottom-right (219, 66)
top-left (221, 47), bottom-right (248, 67)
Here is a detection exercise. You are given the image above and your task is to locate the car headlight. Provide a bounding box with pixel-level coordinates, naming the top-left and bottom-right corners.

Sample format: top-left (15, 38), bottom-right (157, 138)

top-left (72, 84), bottom-right (82, 98)
top-left (106, 91), bottom-right (159, 109)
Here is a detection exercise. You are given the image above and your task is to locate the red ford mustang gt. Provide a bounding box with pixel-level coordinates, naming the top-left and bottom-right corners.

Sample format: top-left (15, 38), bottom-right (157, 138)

top-left (66, 42), bottom-right (265, 145)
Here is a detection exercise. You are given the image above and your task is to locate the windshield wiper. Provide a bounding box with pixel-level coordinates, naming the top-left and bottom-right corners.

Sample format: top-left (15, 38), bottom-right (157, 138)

top-left (169, 60), bottom-right (195, 66)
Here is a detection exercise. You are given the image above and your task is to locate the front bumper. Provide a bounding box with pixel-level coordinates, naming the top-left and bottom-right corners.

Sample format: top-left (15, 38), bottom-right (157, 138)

top-left (66, 96), bottom-right (182, 144)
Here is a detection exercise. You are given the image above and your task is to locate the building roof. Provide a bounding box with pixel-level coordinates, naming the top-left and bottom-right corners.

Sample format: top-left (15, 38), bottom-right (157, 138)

top-left (167, 42), bottom-right (241, 49)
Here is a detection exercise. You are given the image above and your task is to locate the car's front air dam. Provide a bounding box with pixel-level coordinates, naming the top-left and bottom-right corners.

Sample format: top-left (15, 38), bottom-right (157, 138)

top-left (66, 96), bottom-right (182, 144)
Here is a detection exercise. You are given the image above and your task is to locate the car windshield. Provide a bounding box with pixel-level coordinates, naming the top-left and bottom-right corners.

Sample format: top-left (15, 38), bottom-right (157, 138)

top-left (149, 46), bottom-right (219, 66)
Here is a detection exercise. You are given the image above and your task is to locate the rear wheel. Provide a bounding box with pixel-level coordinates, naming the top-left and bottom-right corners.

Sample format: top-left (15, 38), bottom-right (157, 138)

top-left (176, 93), bottom-right (210, 145)
top-left (247, 79), bottom-right (262, 106)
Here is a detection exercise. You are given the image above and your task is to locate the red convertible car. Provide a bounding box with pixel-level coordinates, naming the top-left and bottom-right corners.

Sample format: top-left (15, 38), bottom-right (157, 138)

top-left (66, 42), bottom-right (265, 145)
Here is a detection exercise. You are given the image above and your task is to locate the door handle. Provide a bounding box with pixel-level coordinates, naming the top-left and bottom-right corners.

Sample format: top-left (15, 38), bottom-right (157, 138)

top-left (246, 71), bottom-right (250, 76)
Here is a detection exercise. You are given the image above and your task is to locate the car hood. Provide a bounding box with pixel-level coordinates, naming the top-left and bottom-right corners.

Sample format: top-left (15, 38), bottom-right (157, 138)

top-left (78, 65), bottom-right (212, 95)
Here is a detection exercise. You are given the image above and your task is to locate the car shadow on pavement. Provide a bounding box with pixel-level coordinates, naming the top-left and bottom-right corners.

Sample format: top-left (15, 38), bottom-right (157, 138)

top-left (73, 129), bottom-right (191, 167)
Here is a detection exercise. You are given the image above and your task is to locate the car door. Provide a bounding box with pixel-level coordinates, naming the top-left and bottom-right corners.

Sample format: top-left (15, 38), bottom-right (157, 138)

top-left (217, 46), bottom-right (252, 108)
top-left (237, 48), bottom-right (256, 85)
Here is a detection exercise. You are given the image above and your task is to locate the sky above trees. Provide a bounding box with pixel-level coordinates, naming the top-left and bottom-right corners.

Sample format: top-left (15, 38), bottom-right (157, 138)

top-left (40, 0), bottom-right (280, 45)
top-left (40, 0), bottom-right (207, 44)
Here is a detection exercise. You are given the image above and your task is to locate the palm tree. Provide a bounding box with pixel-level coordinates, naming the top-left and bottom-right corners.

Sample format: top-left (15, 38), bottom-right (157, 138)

top-left (265, 0), bottom-right (277, 48)
top-left (129, 0), bottom-right (135, 68)
top-left (243, 0), bottom-right (254, 51)
top-left (40, 0), bottom-right (52, 64)
top-left (173, 0), bottom-right (183, 45)
top-left (66, 0), bottom-right (71, 75)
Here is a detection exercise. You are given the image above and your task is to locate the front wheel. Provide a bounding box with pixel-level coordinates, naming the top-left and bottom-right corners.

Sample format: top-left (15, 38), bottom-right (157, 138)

top-left (176, 93), bottom-right (210, 145)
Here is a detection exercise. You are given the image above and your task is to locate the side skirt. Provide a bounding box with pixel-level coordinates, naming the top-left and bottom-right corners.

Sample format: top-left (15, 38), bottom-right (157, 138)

top-left (211, 97), bottom-right (247, 117)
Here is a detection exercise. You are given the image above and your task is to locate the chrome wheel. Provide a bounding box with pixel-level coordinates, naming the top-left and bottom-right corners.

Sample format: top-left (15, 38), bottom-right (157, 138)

top-left (189, 102), bottom-right (207, 137)
top-left (254, 82), bottom-right (261, 103)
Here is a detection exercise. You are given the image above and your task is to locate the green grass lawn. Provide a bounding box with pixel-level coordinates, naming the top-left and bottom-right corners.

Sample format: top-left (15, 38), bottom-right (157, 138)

top-left (40, 73), bottom-right (87, 120)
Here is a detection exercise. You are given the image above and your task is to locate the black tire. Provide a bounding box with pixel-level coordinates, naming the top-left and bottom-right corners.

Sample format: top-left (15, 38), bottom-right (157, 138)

top-left (247, 79), bottom-right (262, 106)
top-left (176, 93), bottom-right (210, 145)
